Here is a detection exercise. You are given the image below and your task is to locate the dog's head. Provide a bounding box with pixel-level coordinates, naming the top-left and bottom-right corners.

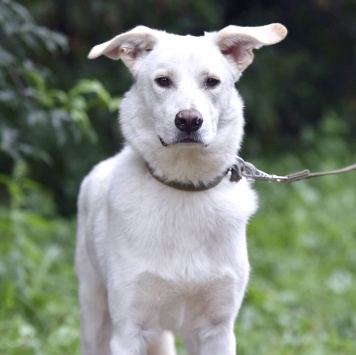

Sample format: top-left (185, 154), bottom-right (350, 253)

top-left (89, 24), bottom-right (287, 177)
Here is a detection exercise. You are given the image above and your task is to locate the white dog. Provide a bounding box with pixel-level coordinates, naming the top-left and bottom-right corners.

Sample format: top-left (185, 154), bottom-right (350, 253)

top-left (76, 23), bottom-right (287, 355)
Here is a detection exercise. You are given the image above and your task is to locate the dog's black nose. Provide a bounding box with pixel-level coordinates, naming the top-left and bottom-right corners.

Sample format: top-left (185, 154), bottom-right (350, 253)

top-left (175, 109), bottom-right (203, 134)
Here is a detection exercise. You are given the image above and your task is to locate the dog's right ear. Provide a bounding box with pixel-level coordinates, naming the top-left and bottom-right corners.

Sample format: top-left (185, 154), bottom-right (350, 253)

top-left (88, 26), bottom-right (157, 71)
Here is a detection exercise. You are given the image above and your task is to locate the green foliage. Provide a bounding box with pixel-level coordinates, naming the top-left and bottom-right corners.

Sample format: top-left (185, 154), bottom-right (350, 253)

top-left (0, 163), bottom-right (79, 354)
top-left (0, 0), bottom-right (67, 162)
top-left (0, 0), bottom-right (121, 214)
top-left (0, 0), bottom-right (120, 168)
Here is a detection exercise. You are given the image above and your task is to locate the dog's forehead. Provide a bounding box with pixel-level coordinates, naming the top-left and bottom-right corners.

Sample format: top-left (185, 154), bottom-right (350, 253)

top-left (148, 33), bottom-right (225, 72)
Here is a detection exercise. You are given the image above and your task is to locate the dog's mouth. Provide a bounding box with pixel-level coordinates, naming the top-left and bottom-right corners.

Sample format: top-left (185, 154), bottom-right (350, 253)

top-left (159, 135), bottom-right (208, 147)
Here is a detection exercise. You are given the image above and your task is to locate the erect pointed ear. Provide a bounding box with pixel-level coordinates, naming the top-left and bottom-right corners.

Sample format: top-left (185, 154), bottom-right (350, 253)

top-left (88, 26), bottom-right (158, 71)
top-left (215, 23), bottom-right (287, 73)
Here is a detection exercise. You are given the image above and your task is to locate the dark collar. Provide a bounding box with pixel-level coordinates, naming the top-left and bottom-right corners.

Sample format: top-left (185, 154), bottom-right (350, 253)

top-left (146, 163), bottom-right (228, 192)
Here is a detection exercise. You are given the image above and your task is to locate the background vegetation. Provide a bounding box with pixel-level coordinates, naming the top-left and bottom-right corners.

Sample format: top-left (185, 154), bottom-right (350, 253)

top-left (0, 0), bottom-right (355, 354)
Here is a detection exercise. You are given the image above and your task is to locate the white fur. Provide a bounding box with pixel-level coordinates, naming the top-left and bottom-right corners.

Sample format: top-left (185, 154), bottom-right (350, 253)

top-left (76, 24), bottom-right (287, 355)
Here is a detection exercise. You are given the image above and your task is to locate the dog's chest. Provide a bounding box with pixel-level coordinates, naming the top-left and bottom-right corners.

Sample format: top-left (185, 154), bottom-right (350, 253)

top-left (107, 160), bottom-right (256, 282)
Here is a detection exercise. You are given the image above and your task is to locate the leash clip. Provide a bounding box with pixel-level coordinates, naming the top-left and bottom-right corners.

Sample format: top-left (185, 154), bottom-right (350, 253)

top-left (241, 158), bottom-right (289, 183)
top-left (230, 157), bottom-right (281, 183)
top-left (230, 157), bottom-right (309, 184)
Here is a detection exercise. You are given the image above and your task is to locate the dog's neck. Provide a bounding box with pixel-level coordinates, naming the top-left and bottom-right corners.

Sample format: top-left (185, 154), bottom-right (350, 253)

top-left (140, 142), bottom-right (239, 187)
top-left (146, 161), bottom-right (228, 191)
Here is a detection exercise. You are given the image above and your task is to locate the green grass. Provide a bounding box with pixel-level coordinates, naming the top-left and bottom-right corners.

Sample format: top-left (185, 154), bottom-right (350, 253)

top-left (0, 171), bottom-right (79, 355)
top-left (237, 156), bottom-right (356, 354)
top-left (1, 155), bottom-right (355, 354)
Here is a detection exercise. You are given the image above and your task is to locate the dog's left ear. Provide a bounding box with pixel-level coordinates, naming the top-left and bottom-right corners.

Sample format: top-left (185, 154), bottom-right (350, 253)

top-left (88, 26), bottom-right (157, 72)
top-left (215, 23), bottom-right (287, 73)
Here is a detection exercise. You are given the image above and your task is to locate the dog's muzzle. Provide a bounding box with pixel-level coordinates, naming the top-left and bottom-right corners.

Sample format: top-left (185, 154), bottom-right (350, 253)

top-left (159, 109), bottom-right (209, 147)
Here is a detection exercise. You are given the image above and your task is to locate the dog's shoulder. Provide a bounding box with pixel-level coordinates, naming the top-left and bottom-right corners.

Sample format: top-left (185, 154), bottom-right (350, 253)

top-left (78, 155), bottom-right (119, 211)
top-left (78, 147), bottom-right (144, 210)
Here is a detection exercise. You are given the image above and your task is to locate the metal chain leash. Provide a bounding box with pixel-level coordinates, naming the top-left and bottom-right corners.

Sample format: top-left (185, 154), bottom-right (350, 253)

top-left (230, 156), bottom-right (356, 184)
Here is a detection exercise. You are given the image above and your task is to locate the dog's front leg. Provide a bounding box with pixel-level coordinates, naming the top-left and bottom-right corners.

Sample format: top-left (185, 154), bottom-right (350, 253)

top-left (108, 284), bottom-right (164, 355)
top-left (110, 322), bottom-right (152, 355)
top-left (186, 271), bottom-right (249, 355)
top-left (197, 321), bottom-right (236, 355)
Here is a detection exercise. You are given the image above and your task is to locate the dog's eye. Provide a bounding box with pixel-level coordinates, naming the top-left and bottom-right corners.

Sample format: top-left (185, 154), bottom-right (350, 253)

top-left (155, 77), bottom-right (172, 87)
top-left (206, 77), bottom-right (220, 88)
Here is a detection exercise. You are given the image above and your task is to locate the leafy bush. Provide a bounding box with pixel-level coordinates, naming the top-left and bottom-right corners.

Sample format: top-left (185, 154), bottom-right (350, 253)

top-left (0, 0), bottom-right (68, 163)
top-left (0, 0), bottom-right (120, 215)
